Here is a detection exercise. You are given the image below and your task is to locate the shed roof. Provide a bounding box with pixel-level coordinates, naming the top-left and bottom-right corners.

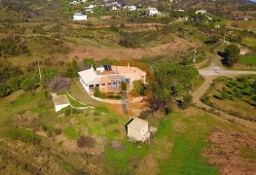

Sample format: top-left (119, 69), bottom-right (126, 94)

top-left (127, 118), bottom-right (148, 131)
top-left (74, 13), bottom-right (86, 16)
top-left (52, 95), bottom-right (70, 106)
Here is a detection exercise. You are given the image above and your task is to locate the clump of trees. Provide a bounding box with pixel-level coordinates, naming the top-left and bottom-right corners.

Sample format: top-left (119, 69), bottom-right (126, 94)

top-left (0, 35), bottom-right (29, 58)
top-left (147, 62), bottom-right (200, 114)
top-left (223, 44), bottom-right (240, 67)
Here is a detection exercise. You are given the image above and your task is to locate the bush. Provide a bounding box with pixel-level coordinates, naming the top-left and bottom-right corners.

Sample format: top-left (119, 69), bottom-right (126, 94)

top-left (7, 76), bottom-right (21, 91)
top-left (94, 87), bottom-right (101, 97)
top-left (64, 60), bottom-right (79, 78)
top-left (0, 83), bottom-right (7, 97)
top-left (20, 79), bottom-right (37, 91)
top-left (76, 136), bottom-right (95, 148)
top-left (65, 108), bottom-right (71, 116)
top-left (55, 128), bottom-right (62, 135)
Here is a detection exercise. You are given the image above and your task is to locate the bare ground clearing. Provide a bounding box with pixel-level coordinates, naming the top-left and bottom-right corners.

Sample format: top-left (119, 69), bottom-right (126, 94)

top-left (204, 128), bottom-right (256, 175)
top-left (67, 38), bottom-right (198, 60)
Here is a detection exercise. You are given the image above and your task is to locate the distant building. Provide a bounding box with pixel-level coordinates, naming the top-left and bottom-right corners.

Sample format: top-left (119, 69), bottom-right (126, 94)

top-left (126, 118), bottom-right (150, 142)
top-left (52, 94), bottom-right (70, 112)
top-left (73, 13), bottom-right (87, 21)
top-left (195, 10), bottom-right (207, 14)
top-left (148, 7), bottom-right (162, 16)
top-left (69, 1), bottom-right (79, 5)
top-left (78, 65), bottom-right (146, 95)
top-left (124, 5), bottom-right (137, 11)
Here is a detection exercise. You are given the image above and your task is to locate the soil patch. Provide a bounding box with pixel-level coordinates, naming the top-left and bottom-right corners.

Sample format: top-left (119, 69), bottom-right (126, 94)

top-left (67, 38), bottom-right (198, 60)
top-left (204, 128), bottom-right (256, 175)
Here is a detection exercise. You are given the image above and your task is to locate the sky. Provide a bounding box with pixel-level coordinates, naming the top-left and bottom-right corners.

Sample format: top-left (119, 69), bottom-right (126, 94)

top-left (250, 0), bottom-right (256, 2)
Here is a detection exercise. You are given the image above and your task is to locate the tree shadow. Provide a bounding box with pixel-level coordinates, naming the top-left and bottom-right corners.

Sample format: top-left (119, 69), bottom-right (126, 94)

top-left (217, 51), bottom-right (229, 66)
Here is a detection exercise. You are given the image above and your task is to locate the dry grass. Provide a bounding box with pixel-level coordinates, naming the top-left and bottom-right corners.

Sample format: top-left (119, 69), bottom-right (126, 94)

top-left (67, 38), bottom-right (199, 60)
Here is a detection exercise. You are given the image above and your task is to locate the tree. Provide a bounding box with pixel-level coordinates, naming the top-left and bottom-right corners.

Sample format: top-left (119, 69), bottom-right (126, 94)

top-left (224, 44), bottom-right (240, 67)
top-left (7, 77), bottom-right (21, 91)
top-left (21, 79), bottom-right (37, 91)
top-left (83, 58), bottom-right (96, 69)
top-left (132, 80), bottom-right (146, 96)
top-left (0, 83), bottom-right (7, 97)
top-left (64, 60), bottom-right (79, 78)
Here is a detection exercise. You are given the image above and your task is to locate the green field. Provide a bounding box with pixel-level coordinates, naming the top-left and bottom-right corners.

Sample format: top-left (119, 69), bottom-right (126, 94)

top-left (241, 37), bottom-right (256, 48)
top-left (239, 55), bottom-right (256, 66)
top-left (202, 76), bottom-right (256, 121)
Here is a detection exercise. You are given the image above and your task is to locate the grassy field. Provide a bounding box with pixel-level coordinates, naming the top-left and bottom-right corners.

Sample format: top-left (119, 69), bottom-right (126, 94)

top-left (0, 85), bottom-right (255, 174)
top-left (239, 55), bottom-right (256, 66)
top-left (241, 37), bottom-right (256, 48)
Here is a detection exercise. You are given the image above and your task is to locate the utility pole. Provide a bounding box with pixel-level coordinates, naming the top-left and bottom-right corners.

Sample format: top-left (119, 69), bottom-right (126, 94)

top-left (193, 48), bottom-right (197, 63)
top-left (37, 59), bottom-right (42, 81)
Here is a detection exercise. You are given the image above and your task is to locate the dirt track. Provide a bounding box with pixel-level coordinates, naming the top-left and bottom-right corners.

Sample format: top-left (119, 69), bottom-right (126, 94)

top-left (192, 55), bottom-right (256, 130)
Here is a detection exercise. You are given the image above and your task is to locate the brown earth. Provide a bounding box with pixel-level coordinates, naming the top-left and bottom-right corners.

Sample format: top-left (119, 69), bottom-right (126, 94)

top-left (204, 128), bottom-right (256, 175)
top-left (67, 38), bottom-right (199, 60)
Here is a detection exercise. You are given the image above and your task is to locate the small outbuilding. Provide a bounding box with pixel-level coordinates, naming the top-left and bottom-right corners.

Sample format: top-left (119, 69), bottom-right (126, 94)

top-left (52, 94), bottom-right (70, 112)
top-left (73, 13), bottom-right (88, 21)
top-left (126, 118), bottom-right (150, 142)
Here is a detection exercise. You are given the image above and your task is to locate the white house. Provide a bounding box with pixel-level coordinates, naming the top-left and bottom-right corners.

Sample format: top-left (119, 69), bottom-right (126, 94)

top-left (73, 13), bottom-right (87, 21)
top-left (124, 5), bottom-right (137, 11)
top-left (195, 10), bottom-right (207, 14)
top-left (148, 7), bottom-right (162, 16)
top-left (126, 118), bottom-right (150, 142)
top-left (78, 65), bottom-right (146, 95)
top-left (52, 94), bottom-right (70, 112)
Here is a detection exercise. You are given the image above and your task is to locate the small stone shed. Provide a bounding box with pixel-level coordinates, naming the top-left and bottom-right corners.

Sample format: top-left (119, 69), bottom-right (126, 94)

top-left (52, 94), bottom-right (70, 112)
top-left (126, 118), bottom-right (150, 142)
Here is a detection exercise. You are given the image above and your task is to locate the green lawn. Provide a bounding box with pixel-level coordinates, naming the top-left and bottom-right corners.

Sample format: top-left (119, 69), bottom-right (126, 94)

top-left (66, 92), bottom-right (87, 108)
top-left (104, 111), bottom-right (221, 175)
top-left (239, 55), bottom-right (256, 66)
top-left (63, 127), bottom-right (80, 140)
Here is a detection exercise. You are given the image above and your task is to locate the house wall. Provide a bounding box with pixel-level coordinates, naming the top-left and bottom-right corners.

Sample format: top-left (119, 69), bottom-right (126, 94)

top-left (140, 125), bottom-right (148, 136)
top-left (73, 15), bottom-right (87, 21)
top-left (80, 77), bottom-right (89, 93)
top-left (99, 77), bottom-right (123, 92)
top-left (128, 127), bottom-right (142, 141)
top-left (55, 104), bottom-right (69, 112)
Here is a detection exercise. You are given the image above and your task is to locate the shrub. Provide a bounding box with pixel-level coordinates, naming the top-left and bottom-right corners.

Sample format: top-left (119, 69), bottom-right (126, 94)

top-left (76, 136), bottom-right (95, 148)
top-left (94, 87), bottom-right (101, 97)
top-left (55, 128), bottom-right (62, 135)
top-left (65, 108), bottom-right (71, 116)
top-left (7, 77), bottom-right (21, 91)
top-left (20, 79), bottom-right (37, 91)
top-left (0, 83), bottom-right (7, 97)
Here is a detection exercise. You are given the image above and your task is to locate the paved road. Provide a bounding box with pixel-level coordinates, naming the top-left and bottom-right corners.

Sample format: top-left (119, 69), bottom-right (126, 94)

top-left (192, 55), bottom-right (256, 130)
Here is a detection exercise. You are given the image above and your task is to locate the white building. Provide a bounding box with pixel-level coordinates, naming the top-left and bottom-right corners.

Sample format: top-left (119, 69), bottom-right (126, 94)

top-left (126, 118), bottom-right (150, 142)
top-left (78, 65), bottom-right (146, 95)
top-left (195, 10), bottom-right (207, 14)
top-left (124, 5), bottom-right (137, 11)
top-left (148, 7), bottom-right (162, 16)
top-left (52, 94), bottom-right (70, 112)
top-left (73, 13), bottom-right (87, 21)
